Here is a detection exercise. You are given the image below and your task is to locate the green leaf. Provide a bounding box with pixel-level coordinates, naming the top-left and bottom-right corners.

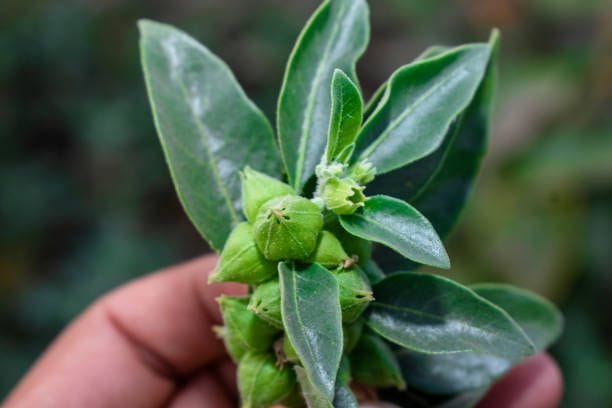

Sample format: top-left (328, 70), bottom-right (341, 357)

top-left (333, 357), bottom-right (358, 408)
top-left (339, 195), bottom-right (450, 268)
top-left (367, 272), bottom-right (534, 358)
top-left (368, 31), bottom-right (499, 241)
top-left (362, 81), bottom-right (387, 122)
top-left (472, 283), bottom-right (563, 350)
top-left (350, 332), bottom-right (406, 390)
top-left (139, 20), bottom-right (280, 251)
top-left (295, 366), bottom-right (333, 408)
top-left (326, 69), bottom-right (363, 163)
top-left (354, 43), bottom-right (491, 175)
top-left (277, 0), bottom-right (369, 191)
top-left (396, 280), bottom-right (562, 395)
top-left (279, 262), bottom-right (343, 402)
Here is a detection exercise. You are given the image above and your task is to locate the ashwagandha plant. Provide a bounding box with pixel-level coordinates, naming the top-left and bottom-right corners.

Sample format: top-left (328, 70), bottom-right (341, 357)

top-left (138, 1), bottom-right (563, 407)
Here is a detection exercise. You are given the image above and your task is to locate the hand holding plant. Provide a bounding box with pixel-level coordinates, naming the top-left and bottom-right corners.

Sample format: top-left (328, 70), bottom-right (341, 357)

top-left (138, 0), bottom-right (563, 407)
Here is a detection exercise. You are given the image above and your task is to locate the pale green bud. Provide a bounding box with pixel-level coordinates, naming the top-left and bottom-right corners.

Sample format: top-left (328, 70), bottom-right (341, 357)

top-left (248, 279), bottom-right (282, 329)
top-left (322, 177), bottom-right (366, 215)
top-left (253, 195), bottom-right (323, 261)
top-left (238, 352), bottom-right (297, 408)
top-left (241, 167), bottom-right (295, 223)
top-left (349, 160), bottom-right (376, 184)
top-left (209, 222), bottom-right (277, 285)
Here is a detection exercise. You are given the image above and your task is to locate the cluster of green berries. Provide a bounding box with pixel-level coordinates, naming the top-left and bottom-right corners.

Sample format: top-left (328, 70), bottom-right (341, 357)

top-left (209, 167), bottom-right (382, 408)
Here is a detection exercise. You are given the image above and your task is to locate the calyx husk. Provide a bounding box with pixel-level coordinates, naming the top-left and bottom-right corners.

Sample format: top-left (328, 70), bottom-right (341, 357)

top-left (241, 167), bottom-right (295, 223)
top-left (248, 279), bottom-right (282, 329)
top-left (253, 195), bottom-right (323, 261)
top-left (217, 296), bottom-right (279, 362)
top-left (210, 222), bottom-right (277, 284)
top-left (309, 230), bottom-right (349, 267)
top-left (336, 267), bottom-right (374, 323)
top-left (238, 351), bottom-right (297, 408)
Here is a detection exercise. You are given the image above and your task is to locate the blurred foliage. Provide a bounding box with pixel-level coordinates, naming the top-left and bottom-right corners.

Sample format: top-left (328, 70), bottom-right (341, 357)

top-left (1, 0), bottom-right (611, 405)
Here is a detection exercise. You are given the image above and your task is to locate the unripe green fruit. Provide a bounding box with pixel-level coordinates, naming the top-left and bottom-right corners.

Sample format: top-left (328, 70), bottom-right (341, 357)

top-left (241, 167), bottom-right (295, 223)
top-left (238, 351), bottom-right (297, 408)
top-left (248, 279), bottom-right (282, 329)
top-left (309, 230), bottom-right (349, 267)
top-left (326, 219), bottom-right (372, 263)
top-left (350, 333), bottom-right (406, 390)
top-left (210, 222), bottom-right (277, 285)
top-left (336, 267), bottom-right (373, 323)
top-left (282, 335), bottom-right (300, 364)
top-left (343, 318), bottom-right (365, 354)
top-left (253, 195), bottom-right (323, 261)
top-left (218, 296), bottom-right (279, 362)
top-left (322, 177), bottom-right (366, 215)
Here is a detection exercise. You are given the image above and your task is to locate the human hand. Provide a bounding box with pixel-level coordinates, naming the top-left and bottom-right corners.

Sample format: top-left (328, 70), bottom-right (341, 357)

top-left (3, 255), bottom-right (562, 408)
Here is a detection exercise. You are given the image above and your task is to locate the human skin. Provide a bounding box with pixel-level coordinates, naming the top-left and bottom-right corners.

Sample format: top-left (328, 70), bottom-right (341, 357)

top-left (3, 255), bottom-right (562, 408)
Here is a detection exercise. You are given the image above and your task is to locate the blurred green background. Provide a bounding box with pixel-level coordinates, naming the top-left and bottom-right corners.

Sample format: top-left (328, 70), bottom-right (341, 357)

top-left (1, 0), bottom-right (611, 405)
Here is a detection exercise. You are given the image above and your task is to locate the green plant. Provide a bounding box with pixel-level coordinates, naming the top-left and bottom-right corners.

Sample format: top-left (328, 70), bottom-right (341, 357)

top-left (138, 0), bottom-right (563, 407)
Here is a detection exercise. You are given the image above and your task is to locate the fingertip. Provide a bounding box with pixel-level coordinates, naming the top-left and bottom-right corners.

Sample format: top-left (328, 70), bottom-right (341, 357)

top-left (169, 372), bottom-right (234, 408)
top-left (477, 353), bottom-right (563, 408)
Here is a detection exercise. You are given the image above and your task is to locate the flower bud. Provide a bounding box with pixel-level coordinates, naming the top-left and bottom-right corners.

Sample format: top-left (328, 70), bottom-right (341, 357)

top-left (349, 160), bottom-right (376, 184)
top-left (253, 195), bottom-right (323, 261)
top-left (248, 279), bottom-right (282, 329)
top-left (350, 333), bottom-right (406, 390)
top-left (336, 267), bottom-right (373, 323)
top-left (322, 177), bottom-right (366, 215)
top-left (241, 167), bottom-right (295, 223)
top-left (238, 351), bottom-right (297, 408)
top-left (309, 230), bottom-right (349, 267)
top-left (218, 296), bottom-right (279, 362)
top-left (282, 335), bottom-right (300, 364)
top-left (343, 318), bottom-right (365, 354)
top-left (209, 222), bottom-right (277, 284)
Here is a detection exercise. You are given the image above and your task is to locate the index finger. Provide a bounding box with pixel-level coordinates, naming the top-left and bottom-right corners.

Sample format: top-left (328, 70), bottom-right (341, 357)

top-left (4, 255), bottom-right (246, 407)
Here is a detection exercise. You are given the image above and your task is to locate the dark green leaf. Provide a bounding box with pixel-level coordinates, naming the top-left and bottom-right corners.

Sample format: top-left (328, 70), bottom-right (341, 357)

top-left (333, 357), bottom-right (358, 408)
top-left (339, 195), bottom-right (450, 268)
top-left (350, 332), bottom-right (406, 390)
top-left (354, 44), bottom-right (491, 175)
top-left (368, 31), bottom-right (499, 241)
top-left (139, 20), bottom-right (280, 251)
top-left (362, 81), bottom-right (387, 123)
top-left (280, 262), bottom-right (343, 402)
top-left (277, 0), bottom-right (369, 191)
top-left (326, 69), bottom-right (363, 163)
top-left (472, 283), bottom-right (563, 350)
top-left (367, 273), bottom-right (534, 358)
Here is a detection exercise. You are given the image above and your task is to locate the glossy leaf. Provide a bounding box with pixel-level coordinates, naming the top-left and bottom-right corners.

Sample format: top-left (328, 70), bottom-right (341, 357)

top-left (367, 273), bottom-right (534, 358)
top-left (277, 0), bottom-right (369, 191)
top-left (280, 262), bottom-right (343, 402)
top-left (354, 44), bottom-right (491, 175)
top-left (395, 281), bottom-right (562, 395)
top-left (139, 20), bottom-right (280, 251)
top-left (339, 195), bottom-right (450, 268)
top-left (368, 31), bottom-right (499, 242)
top-left (333, 357), bottom-right (358, 408)
top-left (472, 283), bottom-right (563, 350)
top-left (326, 69), bottom-right (363, 163)
top-left (295, 366), bottom-right (333, 408)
